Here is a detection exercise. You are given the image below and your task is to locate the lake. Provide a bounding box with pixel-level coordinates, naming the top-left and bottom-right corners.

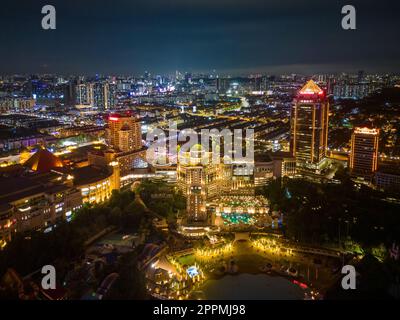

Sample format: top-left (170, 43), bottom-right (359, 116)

top-left (202, 273), bottom-right (305, 300)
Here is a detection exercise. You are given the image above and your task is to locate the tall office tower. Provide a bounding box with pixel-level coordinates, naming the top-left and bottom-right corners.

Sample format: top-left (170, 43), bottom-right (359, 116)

top-left (63, 81), bottom-right (76, 107)
top-left (333, 82), bottom-right (373, 100)
top-left (252, 75), bottom-right (262, 91)
top-left (175, 70), bottom-right (183, 81)
top-left (290, 80), bottom-right (329, 174)
top-left (93, 82), bottom-right (116, 110)
top-left (107, 113), bottom-right (142, 152)
top-left (251, 75), bottom-right (268, 92)
top-left (349, 127), bottom-right (379, 180)
top-left (261, 76), bottom-right (268, 91)
top-left (216, 77), bottom-right (229, 93)
top-left (357, 70), bottom-right (365, 83)
top-left (184, 72), bottom-right (192, 84)
top-left (75, 83), bottom-right (94, 106)
top-left (327, 77), bottom-right (335, 95)
top-left (106, 83), bottom-right (116, 109)
top-left (93, 83), bottom-right (105, 109)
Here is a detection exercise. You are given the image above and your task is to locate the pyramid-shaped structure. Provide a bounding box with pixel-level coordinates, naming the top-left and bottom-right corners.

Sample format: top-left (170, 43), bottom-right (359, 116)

top-left (24, 148), bottom-right (63, 172)
top-left (299, 80), bottom-right (324, 95)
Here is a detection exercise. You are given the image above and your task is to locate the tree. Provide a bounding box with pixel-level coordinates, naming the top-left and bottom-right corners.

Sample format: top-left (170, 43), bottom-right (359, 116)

top-left (105, 252), bottom-right (147, 300)
top-left (122, 198), bottom-right (147, 231)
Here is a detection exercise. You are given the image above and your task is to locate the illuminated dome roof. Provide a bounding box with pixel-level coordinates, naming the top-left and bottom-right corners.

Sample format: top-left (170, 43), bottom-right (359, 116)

top-left (298, 80), bottom-right (324, 95)
top-left (24, 148), bottom-right (63, 172)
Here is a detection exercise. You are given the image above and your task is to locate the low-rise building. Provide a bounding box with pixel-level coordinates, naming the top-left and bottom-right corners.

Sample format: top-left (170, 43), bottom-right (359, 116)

top-left (375, 164), bottom-right (400, 193)
top-left (0, 173), bottom-right (83, 244)
top-left (0, 148), bottom-right (121, 247)
top-left (254, 154), bottom-right (274, 187)
top-left (270, 151), bottom-right (296, 178)
top-left (73, 164), bottom-right (120, 204)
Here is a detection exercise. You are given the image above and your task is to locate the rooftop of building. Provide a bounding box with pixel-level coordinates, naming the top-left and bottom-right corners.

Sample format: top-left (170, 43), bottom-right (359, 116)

top-left (269, 151), bottom-right (295, 160)
top-left (60, 144), bottom-right (108, 163)
top-left (377, 162), bottom-right (400, 176)
top-left (297, 80), bottom-right (325, 99)
top-left (0, 176), bottom-right (45, 206)
top-left (114, 146), bottom-right (147, 157)
top-left (108, 112), bottom-right (140, 122)
top-left (0, 202), bottom-right (13, 213)
top-left (254, 153), bottom-right (273, 163)
top-left (72, 165), bottom-right (113, 186)
top-left (0, 169), bottom-right (73, 207)
top-left (0, 163), bottom-right (25, 175)
top-left (354, 127), bottom-right (380, 135)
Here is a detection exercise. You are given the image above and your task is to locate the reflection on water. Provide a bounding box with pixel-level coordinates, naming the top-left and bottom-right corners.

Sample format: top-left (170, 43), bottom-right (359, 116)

top-left (202, 273), bottom-right (305, 300)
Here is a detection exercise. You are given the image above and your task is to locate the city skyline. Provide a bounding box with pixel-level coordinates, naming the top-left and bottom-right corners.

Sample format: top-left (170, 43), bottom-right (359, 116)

top-left (1, 72), bottom-right (400, 301)
top-left (1, 0), bottom-right (400, 304)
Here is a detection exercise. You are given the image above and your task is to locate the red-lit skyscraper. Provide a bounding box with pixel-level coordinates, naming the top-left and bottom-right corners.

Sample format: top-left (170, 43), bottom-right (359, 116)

top-left (290, 80), bottom-right (329, 173)
top-left (107, 113), bottom-right (142, 152)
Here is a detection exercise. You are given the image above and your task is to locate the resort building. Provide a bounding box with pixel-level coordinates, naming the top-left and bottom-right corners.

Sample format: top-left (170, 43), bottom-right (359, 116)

top-left (89, 113), bottom-right (146, 176)
top-left (73, 164), bottom-right (120, 204)
top-left (177, 146), bottom-right (229, 225)
top-left (0, 147), bottom-right (121, 247)
top-left (0, 171), bottom-right (82, 245)
top-left (106, 113), bottom-right (142, 152)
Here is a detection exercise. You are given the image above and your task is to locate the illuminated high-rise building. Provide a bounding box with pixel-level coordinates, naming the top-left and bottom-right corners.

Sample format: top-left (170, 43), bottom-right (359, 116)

top-left (216, 77), bottom-right (229, 93)
top-left (251, 75), bottom-right (268, 92)
top-left (106, 83), bottom-right (116, 109)
top-left (75, 83), bottom-right (94, 107)
top-left (290, 80), bottom-right (329, 173)
top-left (90, 113), bottom-right (145, 177)
top-left (350, 127), bottom-right (379, 179)
top-left (107, 113), bottom-right (142, 152)
top-left (177, 145), bottom-right (229, 225)
top-left (93, 82), bottom-right (116, 110)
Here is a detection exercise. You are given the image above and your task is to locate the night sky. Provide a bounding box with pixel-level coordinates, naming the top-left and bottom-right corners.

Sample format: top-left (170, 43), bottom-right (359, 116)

top-left (1, 0), bottom-right (400, 75)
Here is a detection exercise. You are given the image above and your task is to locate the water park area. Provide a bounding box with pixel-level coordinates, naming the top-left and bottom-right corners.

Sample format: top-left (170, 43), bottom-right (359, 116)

top-left (211, 195), bottom-right (273, 229)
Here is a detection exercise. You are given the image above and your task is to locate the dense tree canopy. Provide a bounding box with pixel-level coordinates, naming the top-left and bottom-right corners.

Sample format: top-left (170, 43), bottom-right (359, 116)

top-left (263, 177), bottom-right (400, 249)
top-left (138, 180), bottom-right (186, 222)
top-left (0, 189), bottom-right (145, 278)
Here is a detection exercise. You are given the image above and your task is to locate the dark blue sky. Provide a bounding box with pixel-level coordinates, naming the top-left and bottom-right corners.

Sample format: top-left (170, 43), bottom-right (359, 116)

top-left (1, 0), bottom-right (399, 75)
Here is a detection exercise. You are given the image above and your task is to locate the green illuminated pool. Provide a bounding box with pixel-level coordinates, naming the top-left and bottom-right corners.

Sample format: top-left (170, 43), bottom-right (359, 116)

top-left (222, 213), bottom-right (255, 225)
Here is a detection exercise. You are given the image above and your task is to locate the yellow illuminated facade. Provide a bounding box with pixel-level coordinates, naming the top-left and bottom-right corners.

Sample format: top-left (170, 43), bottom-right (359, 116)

top-left (0, 206), bottom-right (13, 248)
top-left (78, 180), bottom-right (112, 204)
top-left (350, 127), bottom-right (379, 179)
top-left (76, 164), bottom-right (120, 204)
top-left (177, 146), bottom-right (229, 224)
top-left (107, 114), bottom-right (142, 152)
